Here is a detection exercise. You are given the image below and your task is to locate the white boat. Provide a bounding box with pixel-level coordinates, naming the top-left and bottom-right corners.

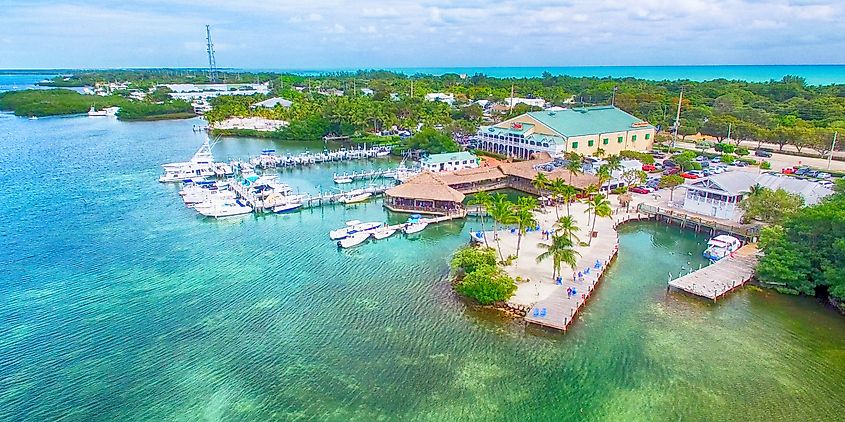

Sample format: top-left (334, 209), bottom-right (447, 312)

top-left (87, 106), bottom-right (108, 117)
top-left (329, 220), bottom-right (382, 240)
top-left (273, 202), bottom-right (303, 213)
top-left (159, 139), bottom-right (216, 182)
top-left (196, 199), bottom-right (253, 218)
top-left (339, 192), bottom-right (372, 204)
top-left (403, 222), bottom-right (428, 234)
top-left (372, 226), bottom-right (397, 240)
top-left (28, 116), bottom-right (38, 120)
top-left (703, 235), bottom-right (742, 261)
top-left (337, 231), bottom-right (371, 248)
top-left (376, 150), bottom-right (390, 157)
top-left (334, 175), bottom-right (354, 184)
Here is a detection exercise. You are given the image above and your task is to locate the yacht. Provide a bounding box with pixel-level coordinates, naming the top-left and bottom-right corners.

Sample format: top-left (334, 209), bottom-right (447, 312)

top-left (339, 191), bottom-right (371, 204)
top-left (329, 220), bottom-right (382, 240)
top-left (403, 221), bottom-right (428, 234)
top-left (159, 139), bottom-right (216, 183)
top-left (272, 202), bottom-right (303, 213)
top-left (334, 175), bottom-right (354, 184)
top-left (703, 235), bottom-right (742, 261)
top-left (337, 231), bottom-right (371, 248)
top-left (195, 199), bottom-right (253, 218)
top-left (87, 106), bottom-right (108, 117)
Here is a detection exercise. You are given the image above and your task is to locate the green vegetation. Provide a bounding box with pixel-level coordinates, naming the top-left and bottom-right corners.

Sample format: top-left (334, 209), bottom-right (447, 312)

top-left (116, 100), bottom-right (194, 121)
top-left (739, 185), bottom-right (804, 224)
top-left (659, 175), bottom-right (686, 201)
top-left (671, 151), bottom-right (703, 170)
top-left (756, 192), bottom-right (845, 308)
top-left (536, 235), bottom-right (580, 279)
top-left (618, 150), bottom-right (655, 165)
top-left (400, 127), bottom-right (459, 154)
top-left (0, 88), bottom-right (195, 121)
top-left (0, 89), bottom-right (126, 117)
top-left (451, 246), bottom-right (516, 305)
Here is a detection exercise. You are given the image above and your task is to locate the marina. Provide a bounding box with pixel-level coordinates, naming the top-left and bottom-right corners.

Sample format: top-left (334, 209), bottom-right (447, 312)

top-left (668, 244), bottom-right (760, 301)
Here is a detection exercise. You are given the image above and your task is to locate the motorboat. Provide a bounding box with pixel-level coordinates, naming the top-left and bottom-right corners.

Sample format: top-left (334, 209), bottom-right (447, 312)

top-left (272, 202), bottom-right (303, 213)
top-left (87, 106), bottom-right (108, 117)
top-left (403, 221), bottom-right (428, 234)
top-left (372, 226), bottom-right (397, 240)
top-left (159, 139), bottom-right (216, 182)
top-left (339, 191), bottom-right (372, 204)
top-left (329, 220), bottom-right (382, 240)
top-left (337, 231), bottom-right (371, 248)
top-left (334, 175), bottom-right (354, 184)
top-left (195, 199), bottom-right (253, 218)
top-left (703, 235), bottom-right (742, 261)
top-left (376, 150), bottom-right (390, 157)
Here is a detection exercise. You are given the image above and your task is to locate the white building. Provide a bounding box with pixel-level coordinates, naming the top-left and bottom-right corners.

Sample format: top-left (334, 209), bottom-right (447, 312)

top-left (505, 97), bottom-right (546, 108)
top-left (251, 97), bottom-right (293, 109)
top-left (164, 83), bottom-right (270, 100)
top-left (682, 172), bottom-right (834, 221)
top-left (424, 93), bottom-right (455, 105)
top-left (420, 152), bottom-right (479, 173)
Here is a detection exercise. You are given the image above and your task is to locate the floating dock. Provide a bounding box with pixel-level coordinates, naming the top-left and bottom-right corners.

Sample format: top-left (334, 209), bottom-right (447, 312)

top-left (668, 244), bottom-right (759, 301)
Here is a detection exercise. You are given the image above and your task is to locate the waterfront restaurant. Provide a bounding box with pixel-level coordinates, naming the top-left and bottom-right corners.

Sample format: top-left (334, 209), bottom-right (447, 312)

top-left (384, 172), bottom-right (466, 216)
top-left (476, 106), bottom-right (656, 159)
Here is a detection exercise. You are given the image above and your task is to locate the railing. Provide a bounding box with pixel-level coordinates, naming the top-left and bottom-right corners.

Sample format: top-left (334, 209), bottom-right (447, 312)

top-left (637, 203), bottom-right (762, 239)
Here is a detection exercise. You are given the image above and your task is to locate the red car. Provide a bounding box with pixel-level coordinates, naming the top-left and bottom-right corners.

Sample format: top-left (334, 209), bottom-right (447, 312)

top-left (680, 171), bottom-right (702, 179)
top-left (663, 167), bottom-right (680, 175)
top-left (629, 186), bottom-right (650, 194)
top-left (782, 167), bottom-right (796, 175)
top-left (642, 164), bottom-right (656, 171)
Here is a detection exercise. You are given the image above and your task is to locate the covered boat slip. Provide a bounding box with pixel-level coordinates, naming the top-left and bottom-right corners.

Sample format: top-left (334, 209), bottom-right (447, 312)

top-left (668, 244), bottom-right (759, 301)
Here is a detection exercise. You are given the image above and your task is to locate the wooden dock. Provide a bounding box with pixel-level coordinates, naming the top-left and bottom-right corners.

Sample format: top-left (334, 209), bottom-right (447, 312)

top-left (668, 244), bottom-right (759, 301)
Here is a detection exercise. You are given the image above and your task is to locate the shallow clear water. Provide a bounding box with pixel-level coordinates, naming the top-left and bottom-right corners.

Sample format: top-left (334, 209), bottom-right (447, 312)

top-left (1, 114), bottom-right (844, 421)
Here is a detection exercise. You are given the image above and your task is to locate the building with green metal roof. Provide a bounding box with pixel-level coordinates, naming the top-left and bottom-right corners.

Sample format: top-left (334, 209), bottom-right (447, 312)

top-left (476, 106), bottom-right (655, 159)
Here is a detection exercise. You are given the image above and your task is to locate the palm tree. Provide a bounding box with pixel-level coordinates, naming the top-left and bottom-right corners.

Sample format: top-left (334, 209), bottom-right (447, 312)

top-left (749, 183), bottom-right (766, 197)
top-left (536, 235), bottom-right (581, 279)
top-left (566, 156), bottom-right (583, 185)
top-left (532, 172), bottom-right (550, 195)
top-left (489, 194), bottom-right (515, 262)
top-left (513, 206), bottom-right (538, 259)
top-left (560, 184), bottom-right (578, 217)
top-left (606, 154), bottom-right (623, 174)
top-left (549, 178), bottom-right (568, 219)
top-left (554, 215), bottom-right (581, 244)
top-left (597, 165), bottom-right (612, 195)
top-left (581, 183), bottom-right (600, 225)
top-left (467, 191), bottom-right (492, 247)
top-left (585, 194), bottom-right (612, 246)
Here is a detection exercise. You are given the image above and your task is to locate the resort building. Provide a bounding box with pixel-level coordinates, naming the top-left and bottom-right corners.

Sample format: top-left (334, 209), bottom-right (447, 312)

top-left (420, 152), bottom-right (479, 173)
top-left (251, 97), bottom-right (293, 109)
top-left (505, 97), bottom-right (546, 109)
top-left (384, 172), bottom-right (466, 215)
top-left (476, 106), bottom-right (656, 159)
top-left (164, 83), bottom-right (271, 100)
top-left (682, 172), bottom-right (834, 221)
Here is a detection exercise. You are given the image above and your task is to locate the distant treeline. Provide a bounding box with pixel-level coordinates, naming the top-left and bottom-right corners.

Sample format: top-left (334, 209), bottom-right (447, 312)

top-left (0, 89), bottom-right (194, 120)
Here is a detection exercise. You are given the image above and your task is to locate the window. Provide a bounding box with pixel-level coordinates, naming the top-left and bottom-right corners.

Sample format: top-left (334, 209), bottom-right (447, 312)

top-left (617, 136), bottom-right (623, 143)
top-left (588, 140), bottom-right (594, 147)
top-left (645, 133), bottom-right (651, 140)
top-left (572, 141), bottom-right (578, 149)
top-left (632, 135), bottom-right (637, 142)
top-left (603, 138), bottom-right (609, 145)
top-left (462, 160), bottom-right (467, 164)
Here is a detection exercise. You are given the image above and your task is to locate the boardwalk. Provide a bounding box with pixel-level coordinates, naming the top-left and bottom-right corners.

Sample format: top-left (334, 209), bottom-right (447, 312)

top-left (668, 244), bottom-right (759, 300)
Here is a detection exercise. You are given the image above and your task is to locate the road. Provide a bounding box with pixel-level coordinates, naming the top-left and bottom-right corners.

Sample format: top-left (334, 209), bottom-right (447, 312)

top-left (674, 141), bottom-right (844, 172)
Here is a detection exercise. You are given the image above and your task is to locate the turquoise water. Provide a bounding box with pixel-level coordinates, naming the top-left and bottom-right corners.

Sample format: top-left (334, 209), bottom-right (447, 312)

top-left (1, 114), bottom-right (844, 420)
top-left (255, 65), bottom-right (845, 85)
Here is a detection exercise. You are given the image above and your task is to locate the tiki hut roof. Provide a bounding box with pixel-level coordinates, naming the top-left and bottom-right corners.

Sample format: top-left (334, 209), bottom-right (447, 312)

top-left (385, 172), bottom-right (466, 203)
top-left (498, 152), bottom-right (599, 190)
top-left (436, 166), bottom-right (506, 186)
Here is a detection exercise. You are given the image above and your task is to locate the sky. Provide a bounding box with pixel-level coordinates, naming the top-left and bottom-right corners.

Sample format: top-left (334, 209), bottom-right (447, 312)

top-left (1, 0), bottom-right (844, 69)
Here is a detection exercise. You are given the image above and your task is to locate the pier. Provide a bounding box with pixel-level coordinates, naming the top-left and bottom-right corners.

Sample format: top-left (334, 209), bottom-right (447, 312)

top-left (637, 203), bottom-right (762, 242)
top-left (248, 146), bottom-right (393, 169)
top-left (230, 181), bottom-right (393, 213)
top-left (332, 169), bottom-right (398, 182)
top-left (667, 244), bottom-right (759, 301)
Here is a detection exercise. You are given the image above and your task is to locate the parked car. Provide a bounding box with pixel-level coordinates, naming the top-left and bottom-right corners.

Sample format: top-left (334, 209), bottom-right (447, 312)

top-left (710, 157), bottom-right (721, 163)
top-left (755, 149), bottom-right (773, 158)
top-left (817, 172), bottom-right (831, 179)
top-left (782, 167), bottom-right (797, 175)
top-left (629, 186), bottom-right (650, 194)
top-left (680, 171), bottom-right (703, 179)
top-left (695, 155), bottom-right (708, 162)
top-left (663, 159), bottom-right (677, 168)
top-left (710, 166), bottom-right (727, 174)
top-left (805, 170), bottom-right (820, 178)
top-left (818, 180), bottom-right (834, 189)
top-left (642, 164), bottom-right (656, 171)
top-left (664, 167), bottom-right (681, 175)
top-left (650, 151), bottom-right (666, 159)
top-left (794, 167), bottom-right (811, 176)
top-left (733, 161), bottom-right (748, 167)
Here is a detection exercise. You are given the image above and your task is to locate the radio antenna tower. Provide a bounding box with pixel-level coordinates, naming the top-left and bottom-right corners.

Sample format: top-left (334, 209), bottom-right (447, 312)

top-left (205, 25), bottom-right (218, 83)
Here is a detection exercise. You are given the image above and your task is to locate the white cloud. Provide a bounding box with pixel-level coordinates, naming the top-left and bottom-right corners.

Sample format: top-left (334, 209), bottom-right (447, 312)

top-left (362, 7), bottom-right (400, 18)
top-left (359, 25), bottom-right (378, 34)
top-left (288, 13), bottom-right (323, 23)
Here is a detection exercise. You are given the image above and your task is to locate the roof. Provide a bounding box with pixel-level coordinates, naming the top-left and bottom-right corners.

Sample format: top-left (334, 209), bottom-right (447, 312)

top-left (421, 151), bottom-right (478, 165)
top-left (515, 106), bottom-right (652, 137)
top-left (498, 152), bottom-right (599, 189)
top-left (385, 172), bottom-right (466, 203)
top-left (436, 166), bottom-right (506, 185)
top-left (252, 97), bottom-right (293, 108)
top-left (688, 172), bottom-right (834, 204)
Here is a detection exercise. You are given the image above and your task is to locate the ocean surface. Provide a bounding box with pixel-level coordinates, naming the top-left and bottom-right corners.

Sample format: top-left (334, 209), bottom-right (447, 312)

top-left (5, 65), bottom-right (845, 86)
top-left (1, 112), bottom-right (844, 421)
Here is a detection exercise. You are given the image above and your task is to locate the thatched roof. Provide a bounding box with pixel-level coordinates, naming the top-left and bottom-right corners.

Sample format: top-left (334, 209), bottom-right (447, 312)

top-left (436, 166), bottom-right (506, 186)
top-left (385, 172), bottom-right (466, 203)
top-left (498, 152), bottom-right (599, 190)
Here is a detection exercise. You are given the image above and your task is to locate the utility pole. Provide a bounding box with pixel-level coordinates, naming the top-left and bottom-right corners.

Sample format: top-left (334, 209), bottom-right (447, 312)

top-left (672, 87), bottom-right (684, 150)
top-left (828, 132), bottom-right (837, 170)
top-left (205, 25), bottom-right (218, 83)
top-left (727, 123), bottom-right (732, 143)
top-left (611, 86), bottom-right (618, 107)
top-left (510, 83), bottom-right (515, 109)
top-left (410, 79), bottom-right (414, 98)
